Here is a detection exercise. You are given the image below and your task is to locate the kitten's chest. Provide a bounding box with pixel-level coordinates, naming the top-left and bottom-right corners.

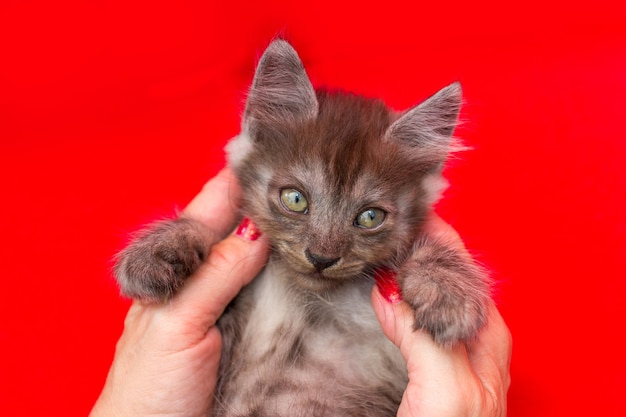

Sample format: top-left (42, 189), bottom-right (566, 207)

top-left (217, 264), bottom-right (407, 417)
top-left (243, 267), bottom-right (379, 373)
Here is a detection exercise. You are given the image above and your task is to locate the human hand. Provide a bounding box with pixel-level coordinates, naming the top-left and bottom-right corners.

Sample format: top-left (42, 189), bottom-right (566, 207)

top-left (90, 168), bottom-right (269, 417)
top-left (372, 214), bottom-right (512, 417)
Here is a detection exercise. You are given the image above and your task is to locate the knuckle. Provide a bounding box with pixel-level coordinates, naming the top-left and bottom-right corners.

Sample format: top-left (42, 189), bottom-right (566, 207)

top-left (206, 240), bottom-right (240, 274)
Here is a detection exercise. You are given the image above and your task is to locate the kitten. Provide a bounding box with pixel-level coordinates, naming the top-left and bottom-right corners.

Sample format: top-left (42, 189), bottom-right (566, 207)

top-left (115, 40), bottom-right (491, 416)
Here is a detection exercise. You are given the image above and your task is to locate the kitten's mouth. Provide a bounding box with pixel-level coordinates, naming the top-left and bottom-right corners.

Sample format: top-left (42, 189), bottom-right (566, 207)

top-left (276, 247), bottom-right (363, 289)
top-left (299, 263), bottom-right (366, 289)
top-left (295, 270), bottom-right (343, 291)
top-left (287, 259), bottom-right (347, 288)
top-left (308, 271), bottom-right (333, 281)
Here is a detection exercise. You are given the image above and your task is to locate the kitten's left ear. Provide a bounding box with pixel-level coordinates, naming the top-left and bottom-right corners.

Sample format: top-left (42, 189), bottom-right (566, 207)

top-left (386, 82), bottom-right (465, 167)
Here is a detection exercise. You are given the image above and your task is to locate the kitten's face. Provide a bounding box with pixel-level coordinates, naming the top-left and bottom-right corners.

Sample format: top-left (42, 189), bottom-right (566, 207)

top-left (260, 162), bottom-right (425, 291)
top-left (227, 40), bottom-right (461, 291)
top-left (232, 94), bottom-right (432, 291)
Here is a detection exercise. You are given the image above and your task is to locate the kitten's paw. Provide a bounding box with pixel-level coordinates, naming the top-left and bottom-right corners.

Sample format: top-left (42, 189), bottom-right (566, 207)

top-left (114, 218), bottom-right (212, 302)
top-left (399, 242), bottom-right (491, 346)
top-left (404, 275), bottom-right (488, 346)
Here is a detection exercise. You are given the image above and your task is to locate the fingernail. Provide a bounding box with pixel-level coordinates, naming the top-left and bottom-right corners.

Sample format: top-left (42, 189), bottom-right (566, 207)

top-left (236, 217), bottom-right (262, 241)
top-left (375, 268), bottom-right (403, 303)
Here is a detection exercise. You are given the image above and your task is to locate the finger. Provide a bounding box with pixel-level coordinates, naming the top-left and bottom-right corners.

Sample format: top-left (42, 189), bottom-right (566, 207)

top-left (371, 284), bottom-right (416, 355)
top-left (371, 284), bottom-right (466, 359)
top-left (372, 287), bottom-right (478, 415)
top-left (467, 302), bottom-right (513, 394)
top-left (372, 285), bottom-right (473, 385)
top-left (422, 211), bottom-right (467, 253)
top-left (172, 218), bottom-right (269, 327)
top-left (182, 168), bottom-right (242, 239)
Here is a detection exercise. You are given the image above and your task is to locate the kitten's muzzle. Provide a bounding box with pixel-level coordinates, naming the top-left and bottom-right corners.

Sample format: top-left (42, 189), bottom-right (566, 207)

top-left (305, 249), bottom-right (340, 272)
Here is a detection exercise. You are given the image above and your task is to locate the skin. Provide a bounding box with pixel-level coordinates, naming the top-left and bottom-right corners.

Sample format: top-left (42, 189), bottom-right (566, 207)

top-left (372, 212), bottom-right (513, 417)
top-left (90, 168), bottom-right (512, 417)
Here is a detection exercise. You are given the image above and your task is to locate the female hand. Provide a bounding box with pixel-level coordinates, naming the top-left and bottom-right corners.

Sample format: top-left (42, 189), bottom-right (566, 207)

top-left (372, 214), bottom-right (512, 417)
top-left (90, 168), bottom-right (268, 417)
top-left (91, 171), bottom-right (510, 417)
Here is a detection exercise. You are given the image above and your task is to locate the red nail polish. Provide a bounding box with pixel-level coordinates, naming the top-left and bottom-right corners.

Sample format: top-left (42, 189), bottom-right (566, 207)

top-left (236, 217), bottom-right (262, 241)
top-left (375, 268), bottom-right (403, 303)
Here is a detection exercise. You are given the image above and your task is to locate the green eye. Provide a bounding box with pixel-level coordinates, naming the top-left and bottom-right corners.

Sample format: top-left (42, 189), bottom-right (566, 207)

top-left (280, 188), bottom-right (309, 213)
top-left (354, 208), bottom-right (386, 229)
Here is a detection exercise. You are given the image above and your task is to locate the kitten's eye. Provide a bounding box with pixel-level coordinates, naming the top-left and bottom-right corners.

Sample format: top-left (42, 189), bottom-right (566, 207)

top-left (354, 208), bottom-right (386, 229)
top-left (280, 188), bottom-right (309, 213)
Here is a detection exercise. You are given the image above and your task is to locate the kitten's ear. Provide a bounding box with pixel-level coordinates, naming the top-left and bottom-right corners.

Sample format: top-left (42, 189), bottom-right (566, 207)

top-left (244, 40), bottom-right (318, 130)
top-left (386, 82), bottom-right (464, 167)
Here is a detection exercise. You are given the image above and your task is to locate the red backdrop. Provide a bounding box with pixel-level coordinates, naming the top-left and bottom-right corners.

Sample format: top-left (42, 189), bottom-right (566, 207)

top-left (1, 1), bottom-right (625, 416)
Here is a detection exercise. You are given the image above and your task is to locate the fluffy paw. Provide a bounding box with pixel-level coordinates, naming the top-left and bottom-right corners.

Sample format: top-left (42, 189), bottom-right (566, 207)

top-left (114, 218), bottom-right (212, 302)
top-left (399, 242), bottom-right (491, 346)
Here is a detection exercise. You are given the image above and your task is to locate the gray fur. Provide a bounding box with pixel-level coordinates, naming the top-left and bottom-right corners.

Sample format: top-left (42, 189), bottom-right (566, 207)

top-left (114, 217), bottom-right (216, 301)
top-left (243, 39), bottom-right (318, 134)
top-left (214, 263), bottom-right (406, 417)
top-left (114, 39), bottom-right (491, 416)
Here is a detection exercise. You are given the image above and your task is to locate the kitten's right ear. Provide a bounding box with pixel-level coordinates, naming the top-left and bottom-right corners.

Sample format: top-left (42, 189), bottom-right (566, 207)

top-left (243, 40), bottom-right (318, 131)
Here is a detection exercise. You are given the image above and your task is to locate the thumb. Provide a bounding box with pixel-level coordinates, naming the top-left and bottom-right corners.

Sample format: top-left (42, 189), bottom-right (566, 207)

top-left (371, 272), bottom-right (469, 376)
top-left (372, 279), bottom-right (476, 417)
top-left (371, 281), bottom-right (418, 359)
top-left (173, 217), bottom-right (269, 327)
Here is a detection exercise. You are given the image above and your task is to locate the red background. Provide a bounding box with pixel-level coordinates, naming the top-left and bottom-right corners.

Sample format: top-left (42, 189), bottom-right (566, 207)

top-left (1, 1), bottom-right (625, 415)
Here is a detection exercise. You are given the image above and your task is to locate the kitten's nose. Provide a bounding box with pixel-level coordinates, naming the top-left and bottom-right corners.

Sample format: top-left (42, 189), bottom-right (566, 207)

top-left (305, 249), bottom-right (340, 272)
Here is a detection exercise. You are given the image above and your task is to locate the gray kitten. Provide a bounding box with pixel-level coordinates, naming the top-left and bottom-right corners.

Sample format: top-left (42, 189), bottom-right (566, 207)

top-left (115, 40), bottom-right (491, 417)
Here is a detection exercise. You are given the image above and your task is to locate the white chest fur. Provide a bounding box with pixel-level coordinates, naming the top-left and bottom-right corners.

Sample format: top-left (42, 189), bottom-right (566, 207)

top-left (224, 263), bottom-right (407, 415)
